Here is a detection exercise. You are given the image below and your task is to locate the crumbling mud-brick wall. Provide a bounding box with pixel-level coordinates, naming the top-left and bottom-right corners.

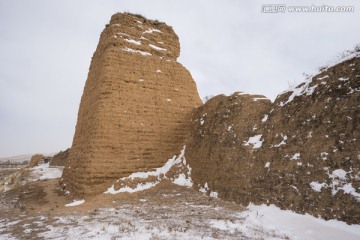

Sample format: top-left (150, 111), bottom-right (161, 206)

top-left (61, 13), bottom-right (202, 197)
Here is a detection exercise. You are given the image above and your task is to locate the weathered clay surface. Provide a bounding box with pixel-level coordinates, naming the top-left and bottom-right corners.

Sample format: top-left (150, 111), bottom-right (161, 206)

top-left (61, 13), bottom-right (201, 196)
top-left (186, 53), bottom-right (360, 224)
top-left (50, 149), bottom-right (70, 167)
top-left (29, 154), bottom-right (51, 168)
top-left (186, 93), bottom-right (272, 199)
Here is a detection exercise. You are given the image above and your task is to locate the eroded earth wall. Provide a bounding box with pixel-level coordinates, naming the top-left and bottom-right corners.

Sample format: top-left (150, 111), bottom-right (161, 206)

top-left (186, 53), bottom-right (360, 224)
top-left (62, 13), bottom-right (202, 196)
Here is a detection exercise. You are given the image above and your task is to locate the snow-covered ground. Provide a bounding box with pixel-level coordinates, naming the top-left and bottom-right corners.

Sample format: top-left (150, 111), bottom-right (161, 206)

top-left (105, 147), bottom-right (193, 194)
top-left (1, 194), bottom-right (359, 240)
top-left (0, 153), bottom-right (359, 239)
top-left (238, 204), bottom-right (360, 240)
top-left (45, 203), bottom-right (358, 239)
top-left (29, 162), bottom-right (63, 181)
top-left (0, 162), bottom-right (63, 193)
top-left (65, 199), bottom-right (85, 207)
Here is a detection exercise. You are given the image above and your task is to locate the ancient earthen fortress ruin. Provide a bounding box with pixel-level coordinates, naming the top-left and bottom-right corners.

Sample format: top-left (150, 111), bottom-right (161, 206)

top-left (62, 12), bottom-right (360, 224)
top-left (61, 13), bottom-right (202, 196)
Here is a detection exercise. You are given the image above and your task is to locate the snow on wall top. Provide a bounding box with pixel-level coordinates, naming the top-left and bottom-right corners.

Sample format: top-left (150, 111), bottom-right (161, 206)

top-left (278, 47), bottom-right (360, 106)
top-left (101, 13), bottom-right (180, 60)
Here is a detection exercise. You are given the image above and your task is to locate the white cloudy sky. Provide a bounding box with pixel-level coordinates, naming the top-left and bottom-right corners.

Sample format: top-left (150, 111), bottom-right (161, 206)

top-left (0, 0), bottom-right (359, 157)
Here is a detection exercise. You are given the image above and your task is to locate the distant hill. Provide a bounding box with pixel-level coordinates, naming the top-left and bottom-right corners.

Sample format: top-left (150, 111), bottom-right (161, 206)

top-left (0, 153), bottom-right (56, 167)
top-left (0, 154), bottom-right (32, 164)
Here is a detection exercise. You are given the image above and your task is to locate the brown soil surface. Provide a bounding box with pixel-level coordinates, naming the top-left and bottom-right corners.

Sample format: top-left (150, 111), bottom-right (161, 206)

top-left (0, 169), bottom-right (18, 180)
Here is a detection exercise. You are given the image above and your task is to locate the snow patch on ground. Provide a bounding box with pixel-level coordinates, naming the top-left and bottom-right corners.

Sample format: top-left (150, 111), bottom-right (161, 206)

top-left (310, 181), bottom-right (327, 192)
top-left (30, 163), bottom-right (63, 181)
top-left (273, 134), bottom-right (287, 147)
top-left (2, 196), bottom-right (360, 239)
top-left (106, 182), bottom-right (159, 194)
top-left (1, 163), bottom-right (63, 193)
top-left (339, 77), bottom-right (350, 81)
top-left (105, 146), bottom-right (193, 194)
top-left (239, 204), bottom-right (360, 240)
top-left (309, 168), bottom-right (360, 202)
top-left (330, 169), bottom-right (347, 180)
top-left (198, 182), bottom-right (218, 199)
top-left (261, 114), bottom-right (268, 123)
top-left (244, 134), bottom-right (263, 149)
top-left (291, 153), bottom-right (301, 160)
top-left (328, 169), bottom-right (360, 201)
top-left (172, 173), bottom-right (193, 188)
top-left (209, 191), bottom-right (218, 198)
top-left (321, 152), bottom-right (329, 160)
top-left (199, 182), bottom-right (209, 193)
top-left (199, 113), bottom-right (206, 125)
top-left (65, 199), bottom-right (85, 207)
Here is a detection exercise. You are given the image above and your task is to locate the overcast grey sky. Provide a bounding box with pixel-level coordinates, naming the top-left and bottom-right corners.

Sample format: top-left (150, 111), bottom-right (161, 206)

top-left (1, 0), bottom-right (359, 157)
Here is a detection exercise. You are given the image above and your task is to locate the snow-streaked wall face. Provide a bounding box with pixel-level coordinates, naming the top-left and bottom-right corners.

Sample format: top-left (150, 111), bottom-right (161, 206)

top-left (186, 54), bottom-right (360, 224)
